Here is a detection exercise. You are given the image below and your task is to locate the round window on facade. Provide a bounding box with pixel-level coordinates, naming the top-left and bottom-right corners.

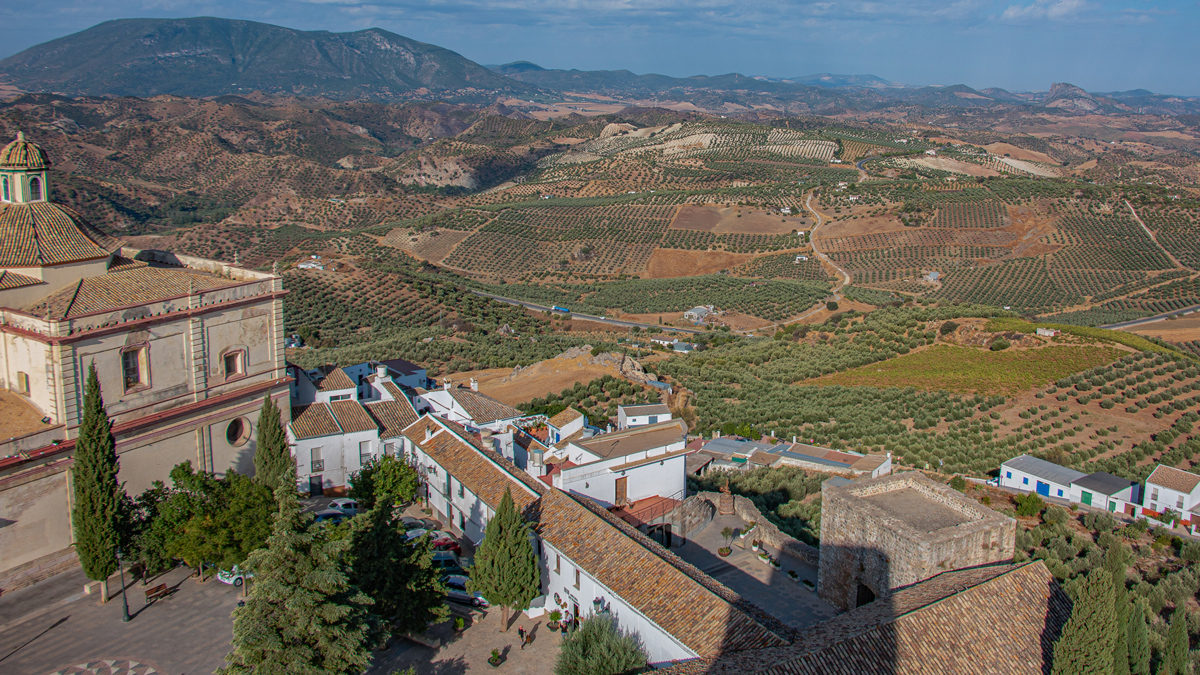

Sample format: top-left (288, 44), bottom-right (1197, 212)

top-left (226, 417), bottom-right (251, 446)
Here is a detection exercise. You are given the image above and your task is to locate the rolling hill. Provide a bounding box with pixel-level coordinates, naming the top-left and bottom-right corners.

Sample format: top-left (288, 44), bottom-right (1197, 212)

top-left (0, 17), bottom-right (539, 101)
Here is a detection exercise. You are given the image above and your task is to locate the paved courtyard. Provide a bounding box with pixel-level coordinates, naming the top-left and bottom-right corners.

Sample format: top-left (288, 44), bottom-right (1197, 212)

top-left (673, 515), bottom-right (838, 630)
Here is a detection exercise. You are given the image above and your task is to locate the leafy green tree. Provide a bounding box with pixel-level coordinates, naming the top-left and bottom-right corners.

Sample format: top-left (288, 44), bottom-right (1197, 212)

top-left (1163, 606), bottom-right (1189, 675)
top-left (1127, 598), bottom-right (1150, 675)
top-left (348, 455), bottom-right (419, 509)
top-left (71, 363), bottom-right (123, 590)
top-left (346, 498), bottom-right (446, 632)
top-left (554, 614), bottom-right (648, 675)
top-left (1015, 493), bottom-right (1046, 518)
top-left (253, 395), bottom-right (290, 490)
top-left (1052, 568), bottom-right (1115, 675)
top-left (469, 488), bottom-right (539, 630)
top-left (121, 480), bottom-right (176, 577)
top-left (220, 468), bottom-right (378, 675)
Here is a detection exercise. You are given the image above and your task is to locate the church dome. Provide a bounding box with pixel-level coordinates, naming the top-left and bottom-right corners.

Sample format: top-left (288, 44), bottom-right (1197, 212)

top-left (0, 132), bottom-right (51, 170)
top-left (0, 201), bottom-right (121, 267)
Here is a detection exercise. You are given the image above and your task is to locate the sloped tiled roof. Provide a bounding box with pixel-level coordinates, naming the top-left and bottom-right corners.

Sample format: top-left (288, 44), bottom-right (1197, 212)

top-left (448, 386), bottom-right (521, 424)
top-left (0, 269), bottom-right (41, 290)
top-left (548, 407), bottom-right (584, 429)
top-left (0, 133), bottom-right (50, 169)
top-left (290, 404), bottom-right (342, 440)
top-left (536, 490), bottom-right (791, 658)
top-left (575, 419), bottom-right (688, 460)
top-left (365, 399), bottom-right (419, 439)
top-left (1003, 454), bottom-right (1087, 487)
top-left (380, 381), bottom-right (413, 402)
top-left (329, 400), bottom-right (378, 434)
top-left (26, 264), bottom-right (238, 317)
top-left (1147, 465), bottom-right (1200, 494)
top-left (658, 562), bottom-right (1069, 675)
top-left (314, 367), bottom-right (356, 392)
top-left (620, 403), bottom-right (671, 416)
top-left (0, 202), bottom-right (121, 267)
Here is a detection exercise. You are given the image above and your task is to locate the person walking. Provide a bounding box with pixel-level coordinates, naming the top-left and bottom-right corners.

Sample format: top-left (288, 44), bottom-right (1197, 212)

top-left (517, 625), bottom-right (526, 644)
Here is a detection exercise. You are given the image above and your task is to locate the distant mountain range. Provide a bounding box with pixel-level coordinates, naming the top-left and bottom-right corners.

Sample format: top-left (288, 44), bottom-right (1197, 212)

top-left (0, 18), bottom-right (538, 101)
top-left (2, 18), bottom-right (1198, 116)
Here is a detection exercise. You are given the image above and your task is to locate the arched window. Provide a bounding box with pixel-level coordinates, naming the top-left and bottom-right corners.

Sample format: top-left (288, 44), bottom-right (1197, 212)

top-left (28, 177), bottom-right (42, 201)
top-left (1, 176), bottom-right (8, 202)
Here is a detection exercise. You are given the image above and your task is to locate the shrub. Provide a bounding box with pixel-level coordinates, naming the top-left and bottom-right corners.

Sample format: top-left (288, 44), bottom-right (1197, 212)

top-left (939, 320), bottom-right (960, 336)
top-left (948, 476), bottom-right (967, 492)
top-left (990, 338), bottom-right (1011, 351)
top-left (554, 614), bottom-right (648, 675)
top-left (826, 301), bottom-right (839, 311)
top-left (1043, 506), bottom-right (1070, 526)
top-left (1015, 493), bottom-right (1046, 517)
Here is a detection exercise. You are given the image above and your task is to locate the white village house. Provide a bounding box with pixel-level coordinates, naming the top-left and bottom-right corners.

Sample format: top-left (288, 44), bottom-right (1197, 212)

top-left (617, 403), bottom-right (672, 430)
top-left (999, 454), bottom-right (1086, 500)
top-left (549, 419), bottom-right (689, 513)
top-left (1144, 465), bottom-right (1200, 531)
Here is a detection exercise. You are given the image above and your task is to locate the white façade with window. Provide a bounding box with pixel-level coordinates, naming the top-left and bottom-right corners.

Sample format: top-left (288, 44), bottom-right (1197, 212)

top-left (616, 404), bottom-right (672, 430)
top-left (1143, 465), bottom-right (1200, 520)
top-left (998, 454), bottom-right (1085, 500)
top-left (539, 541), bottom-right (695, 665)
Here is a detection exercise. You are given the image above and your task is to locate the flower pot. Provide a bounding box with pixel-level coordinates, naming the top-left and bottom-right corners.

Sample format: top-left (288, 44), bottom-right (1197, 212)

top-left (489, 658), bottom-right (502, 668)
top-left (718, 547), bottom-right (731, 557)
top-left (548, 622), bottom-right (560, 631)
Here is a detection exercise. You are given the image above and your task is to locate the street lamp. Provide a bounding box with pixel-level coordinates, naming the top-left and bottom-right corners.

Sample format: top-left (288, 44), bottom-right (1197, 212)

top-left (116, 547), bottom-right (131, 622)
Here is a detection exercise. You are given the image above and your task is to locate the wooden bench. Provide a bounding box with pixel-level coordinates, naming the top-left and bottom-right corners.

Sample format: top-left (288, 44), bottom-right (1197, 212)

top-left (144, 583), bottom-right (171, 602)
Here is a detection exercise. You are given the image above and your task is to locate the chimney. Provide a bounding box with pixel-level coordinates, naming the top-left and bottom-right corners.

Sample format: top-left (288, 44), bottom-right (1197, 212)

top-left (793, 436), bottom-right (797, 444)
top-left (470, 378), bottom-right (479, 392)
top-left (442, 377), bottom-right (451, 391)
top-left (424, 427), bottom-right (433, 442)
top-left (714, 430), bottom-right (721, 439)
top-left (376, 363), bottom-right (388, 379)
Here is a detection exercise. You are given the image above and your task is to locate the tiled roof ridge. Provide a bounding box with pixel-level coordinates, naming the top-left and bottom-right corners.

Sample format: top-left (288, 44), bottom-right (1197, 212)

top-left (431, 415), bottom-right (548, 498)
top-left (565, 489), bottom-right (797, 643)
top-left (60, 278), bottom-right (83, 318)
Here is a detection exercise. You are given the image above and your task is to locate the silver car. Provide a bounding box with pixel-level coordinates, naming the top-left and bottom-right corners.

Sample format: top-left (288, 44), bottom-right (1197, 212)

top-left (443, 574), bottom-right (488, 607)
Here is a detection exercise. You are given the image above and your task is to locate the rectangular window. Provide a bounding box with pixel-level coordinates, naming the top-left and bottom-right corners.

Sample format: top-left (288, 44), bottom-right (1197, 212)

top-left (359, 440), bottom-right (371, 467)
top-left (1152, 488), bottom-right (1160, 500)
top-left (311, 447), bottom-right (324, 472)
top-left (574, 568), bottom-right (580, 590)
top-left (555, 554), bottom-right (561, 574)
top-left (223, 351), bottom-right (245, 379)
top-left (1006, 471), bottom-right (1012, 479)
top-left (458, 482), bottom-right (465, 498)
top-left (648, 415), bottom-right (658, 424)
top-left (1057, 489), bottom-right (1063, 497)
top-left (329, 394), bottom-right (351, 402)
top-left (16, 371), bottom-right (28, 394)
top-left (1178, 497), bottom-right (1185, 510)
top-left (384, 442), bottom-right (395, 456)
top-left (1022, 477), bottom-right (1028, 485)
top-left (459, 512), bottom-right (465, 529)
top-left (122, 346), bottom-right (149, 391)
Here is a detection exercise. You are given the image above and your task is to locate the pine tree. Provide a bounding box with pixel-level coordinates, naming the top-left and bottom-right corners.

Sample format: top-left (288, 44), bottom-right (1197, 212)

top-left (1164, 606), bottom-right (1189, 675)
top-left (469, 488), bottom-right (540, 631)
top-left (1127, 598), bottom-right (1151, 675)
top-left (220, 467), bottom-right (378, 675)
top-left (346, 498), bottom-right (446, 633)
top-left (1106, 544), bottom-right (1132, 675)
top-left (1052, 568), bottom-right (1116, 675)
top-left (555, 614), bottom-right (648, 675)
top-left (71, 363), bottom-right (122, 586)
top-left (253, 395), bottom-right (290, 490)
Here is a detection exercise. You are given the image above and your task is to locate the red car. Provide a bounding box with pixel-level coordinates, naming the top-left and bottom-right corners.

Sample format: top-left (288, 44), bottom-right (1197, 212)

top-left (431, 536), bottom-right (462, 556)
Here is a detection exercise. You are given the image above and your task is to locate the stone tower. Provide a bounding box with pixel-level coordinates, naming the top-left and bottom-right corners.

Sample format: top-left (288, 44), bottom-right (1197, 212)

top-left (818, 471), bottom-right (1016, 613)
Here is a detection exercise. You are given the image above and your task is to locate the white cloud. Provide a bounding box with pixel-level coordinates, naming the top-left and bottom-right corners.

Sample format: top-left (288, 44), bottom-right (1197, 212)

top-left (1001, 0), bottom-right (1090, 20)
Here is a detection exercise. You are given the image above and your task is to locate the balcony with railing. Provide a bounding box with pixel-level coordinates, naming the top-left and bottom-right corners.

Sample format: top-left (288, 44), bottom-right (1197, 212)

top-left (311, 459), bottom-right (325, 472)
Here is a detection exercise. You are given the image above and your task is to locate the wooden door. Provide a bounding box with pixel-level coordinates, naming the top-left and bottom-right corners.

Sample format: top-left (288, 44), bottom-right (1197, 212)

top-left (615, 476), bottom-right (628, 507)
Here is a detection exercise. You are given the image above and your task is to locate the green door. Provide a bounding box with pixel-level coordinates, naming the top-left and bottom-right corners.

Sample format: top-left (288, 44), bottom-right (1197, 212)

top-left (1081, 491), bottom-right (1093, 506)
top-left (1108, 501), bottom-right (1117, 512)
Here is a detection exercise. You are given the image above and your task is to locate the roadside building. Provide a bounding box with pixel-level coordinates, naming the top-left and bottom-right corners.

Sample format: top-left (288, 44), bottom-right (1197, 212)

top-left (1070, 472), bottom-right (1140, 515)
top-left (1143, 465), bottom-right (1200, 529)
top-left (999, 454), bottom-right (1086, 500)
top-left (683, 306), bottom-right (714, 323)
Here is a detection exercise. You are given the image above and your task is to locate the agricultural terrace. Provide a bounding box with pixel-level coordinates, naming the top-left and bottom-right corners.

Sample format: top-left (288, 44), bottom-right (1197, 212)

top-left (733, 253), bottom-right (831, 282)
top-left (1141, 205), bottom-right (1200, 269)
top-left (815, 344), bottom-right (1124, 396)
top-left (479, 275), bottom-right (831, 322)
top-left (1048, 274), bottom-right (1200, 326)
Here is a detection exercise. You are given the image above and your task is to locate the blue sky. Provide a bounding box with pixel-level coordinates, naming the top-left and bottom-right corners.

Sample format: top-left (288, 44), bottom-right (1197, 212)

top-left (1, 0), bottom-right (1196, 94)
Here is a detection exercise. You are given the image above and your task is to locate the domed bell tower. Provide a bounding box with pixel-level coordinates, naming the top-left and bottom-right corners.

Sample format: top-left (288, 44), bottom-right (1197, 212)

top-left (0, 131), bottom-right (51, 204)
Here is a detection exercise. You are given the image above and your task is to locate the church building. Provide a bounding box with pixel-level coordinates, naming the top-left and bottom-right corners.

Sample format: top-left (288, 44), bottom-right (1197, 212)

top-left (0, 132), bottom-right (289, 591)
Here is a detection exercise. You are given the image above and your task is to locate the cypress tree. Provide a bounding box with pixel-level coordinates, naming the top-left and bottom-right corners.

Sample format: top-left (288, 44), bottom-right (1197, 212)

top-left (346, 498), bottom-right (446, 633)
top-left (1052, 568), bottom-right (1116, 675)
top-left (253, 395), bottom-right (289, 490)
top-left (1127, 598), bottom-right (1150, 675)
top-left (1106, 545), bottom-right (1132, 675)
top-left (469, 488), bottom-right (540, 631)
top-left (1164, 606), bottom-right (1189, 675)
top-left (220, 466), bottom-right (378, 675)
top-left (71, 363), bottom-right (122, 587)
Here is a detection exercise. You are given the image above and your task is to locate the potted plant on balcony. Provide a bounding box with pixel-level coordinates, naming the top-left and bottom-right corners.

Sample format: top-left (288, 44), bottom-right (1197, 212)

top-left (787, 570), bottom-right (799, 583)
top-left (548, 609), bottom-right (562, 631)
top-left (751, 540), bottom-right (762, 553)
top-left (740, 521), bottom-right (756, 539)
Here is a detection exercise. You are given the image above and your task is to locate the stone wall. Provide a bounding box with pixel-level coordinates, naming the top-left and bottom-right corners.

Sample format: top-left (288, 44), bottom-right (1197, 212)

top-left (0, 547), bottom-right (77, 595)
top-left (667, 491), bottom-right (820, 567)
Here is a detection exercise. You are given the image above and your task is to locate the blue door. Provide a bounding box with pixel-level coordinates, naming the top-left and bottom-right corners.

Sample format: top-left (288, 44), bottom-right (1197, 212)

top-left (1036, 481), bottom-right (1050, 497)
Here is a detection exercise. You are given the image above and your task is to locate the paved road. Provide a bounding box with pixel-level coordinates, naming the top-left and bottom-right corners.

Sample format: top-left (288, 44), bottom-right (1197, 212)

top-left (1100, 304), bottom-right (1200, 330)
top-left (804, 191), bottom-right (851, 299)
top-left (470, 290), bottom-right (706, 335)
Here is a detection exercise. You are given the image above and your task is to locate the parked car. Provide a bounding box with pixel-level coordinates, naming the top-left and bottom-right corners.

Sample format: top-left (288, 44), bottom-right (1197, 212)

top-left (400, 516), bottom-right (425, 531)
top-left (431, 551), bottom-right (469, 577)
top-left (405, 528), bottom-right (429, 543)
top-left (443, 574), bottom-right (487, 607)
top-left (313, 509), bottom-right (347, 525)
top-left (218, 565), bottom-right (253, 587)
top-left (431, 536), bottom-right (462, 556)
top-left (327, 498), bottom-right (360, 516)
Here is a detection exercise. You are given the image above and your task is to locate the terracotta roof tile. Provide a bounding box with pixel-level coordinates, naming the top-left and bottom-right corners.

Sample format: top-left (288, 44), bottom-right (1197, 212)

top-left (0, 270), bottom-right (41, 290)
top-left (0, 133), bottom-right (50, 169)
top-left (290, 404), bottom-right (342, 440)
top-left (315, 367), bottom-right (356, 392)
top-left (329, 400), bottom-right (378, 434)
top-left (548, 408), bottom-right (584, 429)
top-left (25, 264), bottom-right (238, 317)
top-left (575, 419), bottom-right (688, 460)
top-left (1147, 465), bottom-right (1200, 494)
top-left (365, 399), bottom-right (419, 439)
top-left (0, 202), bottom-right (120, 267)
top-left (448, 386), bottom-right (521, 424)
top-left (657, 562), bottom-right (1069, 675)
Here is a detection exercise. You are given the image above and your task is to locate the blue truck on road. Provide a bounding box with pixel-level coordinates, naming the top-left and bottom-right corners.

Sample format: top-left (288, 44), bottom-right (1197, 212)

top-left (551, 306), bottom-right (570, 313)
